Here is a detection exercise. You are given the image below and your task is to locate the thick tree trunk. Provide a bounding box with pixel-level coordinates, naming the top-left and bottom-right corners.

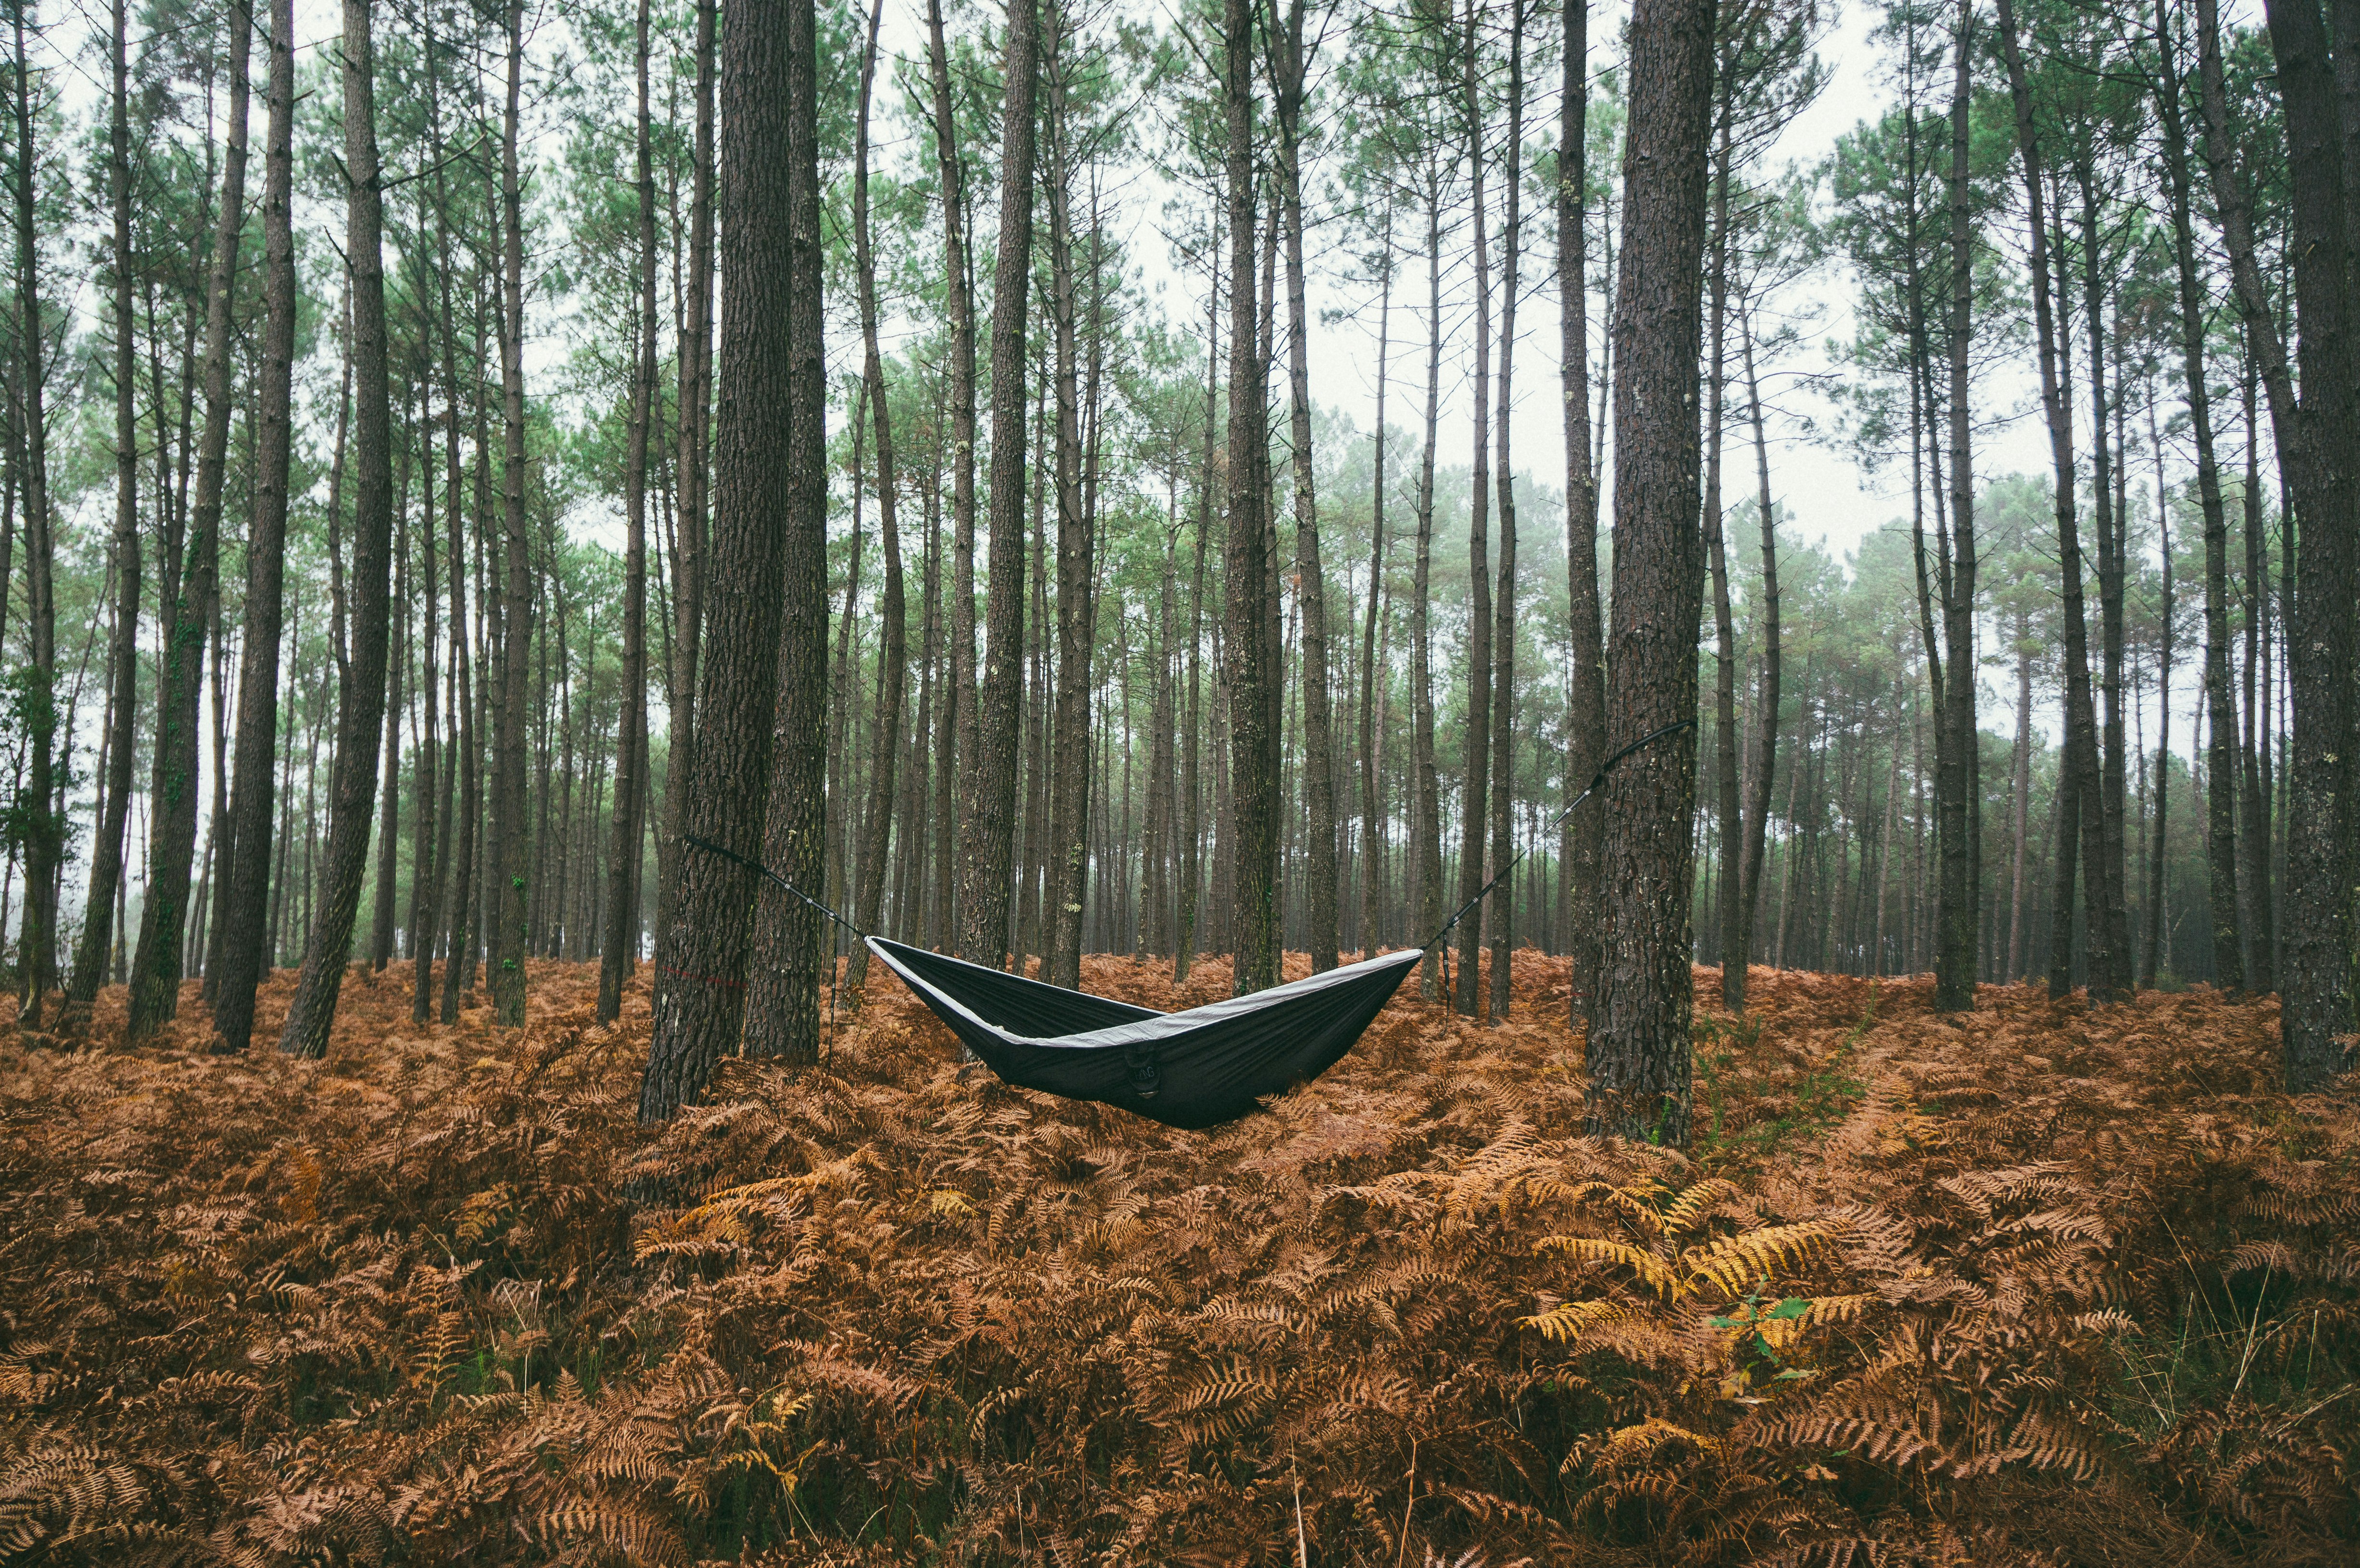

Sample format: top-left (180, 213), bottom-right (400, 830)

top-left (129, 0), bottom-right (250, 1039)
top-left (640, 0), bottom-right (818, 1113)
top-left (1220, 0), bottom-right (1278, 994)
top-left (278, 0), bottom-right (395, 1059)
top-left (209, 0), bottom-right (296, 1053)
top-left (599, 0), bottom-right (660, 1022)
top-left (845, 0), bottom-right (906, 997)
top-left (654, 0), bottom-right (715, 950)
top-left (67, 0), bottom-right (143, 1016)
top-left (1175, 254), bottom-right (1216, 984)
top-left (1587, 0), bottom-right (1714, 1144)
top-left (1560, 0), bottom-right (1604, 1027)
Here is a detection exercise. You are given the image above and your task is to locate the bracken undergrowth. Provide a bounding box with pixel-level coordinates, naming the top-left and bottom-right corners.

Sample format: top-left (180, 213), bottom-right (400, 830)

top-left (1, 954), bottom-right (2354, 1566)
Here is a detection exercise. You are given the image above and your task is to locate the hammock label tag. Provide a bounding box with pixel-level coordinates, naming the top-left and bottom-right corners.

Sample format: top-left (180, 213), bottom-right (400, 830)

top-left (1124, 1041), bottom-right (1162, 1101)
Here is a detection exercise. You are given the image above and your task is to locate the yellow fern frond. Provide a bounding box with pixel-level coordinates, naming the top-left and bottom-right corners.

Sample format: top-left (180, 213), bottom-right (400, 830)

top-left (1684, 1221), bottom-right (1840, 1299)
top-left (1516, 1297), bottom-right (1636, 1343)
top-left (1535, 1235), bottom-right (1682, 1299)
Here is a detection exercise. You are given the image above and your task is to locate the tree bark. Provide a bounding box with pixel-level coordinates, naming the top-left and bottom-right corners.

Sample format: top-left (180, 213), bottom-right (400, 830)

top-left (1412, 178), bottom-right (1445, 1002)
top-left (844, 0), bottom-right (906, 997)
top-left (129, 0), bottom-right (250, 1039)
top-left (1561, 0), bottom-right (1604, 1027)
top-left (486, 0), bottom-right (534, 1027)
top-left (1362, 203), bottom-right (1394, 959)
top-left (1705, 110), bottom-right (1738, 1002)
top-left (1267, 0), bottom-right (1338, 977)
top-left (947, 0), bottom-right (1040, 974)
top-left (2154, 1), bottom-right (2245, 994)
top-left (209, 0), bottom-right (296, 1052)
top-left (1936, 0), bottom-right (1979, 1012)
top-left (2239, 345), bottom-right (2274, 992)
top-left (1736, 304), bottom-right (1783, 1004)
top-left (277, 0), bottom-right (395, 1059)
top-left (641, 0), bottom-right (819, 1112)
top-left (1220, 0), bottom-right (1278, 994)
top-left (67, 0), bottom-right (143, 1016)
top-left (927, 0), bottom-right (980, 953)
top-left (1587, 0), bottom-right (1714, 1144)
top-left (1042, 2), bottom-right (1094, 990)
top-left (1487, 0), bottom-right (1525, 1020)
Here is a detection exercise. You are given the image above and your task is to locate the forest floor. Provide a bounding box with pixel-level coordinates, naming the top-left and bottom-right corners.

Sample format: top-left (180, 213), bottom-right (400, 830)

top-left (2, 952), bottom-right (2354, 1566)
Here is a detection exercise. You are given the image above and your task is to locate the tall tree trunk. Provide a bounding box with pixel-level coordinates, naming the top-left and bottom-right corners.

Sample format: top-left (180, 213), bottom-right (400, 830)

top-left (278, 0), bottom-right (395, 1059)
top-left (129, 0), bottom-right (250, 1039)
top-left (1587, 0), bottom-right (1713, 1144)
top-left (1454, 0), bottom-right (1494, 1017)
top-left (372, 491), bottom-right (406, 970)
top-left (641, 0), bottom-right (820, 1111)
top-left (1042, 3), bottom-right (1094, 990)
top-left (845, 0), bottom-right (906, 997)
top-left (1998, 0), bottom-right (2107, 1004)
top-left (1362, 203), bottom-right (1394, 959)
top-left (2260, 0), bottom-right (2360, 1088)
top-left (2155, 1), bottom-right (2245, 994)
top-left (2146, 396), bottom-right (2175, 985)
top-left (654, 0), bottom-right (715, 947)
top-left (1560, 0), bottom-right (1604, 1026)
top-left (437, 42), bottom-right (477, 1024)
top-left (948, 0), bottom-right (1039, 974)
top-left (1487, 0), bottom-right (1525, 1020)
top-left (209, 0), bottom-right (296, 1052)
top-left (1220, 0), bottom-right (1278, 993)
top-left (599, 0), bottom-right (659, 1021)
top-left (1733, 305), bottom-right (1783, 1001)
top-left (2239, 344), bottom-right (2274, 992)
top-left (1705, 111), bottom-right (1739, 1003)
top-left (411, 394), bottom-right (442, 1015)
top-left (1412, 179), bottom-right (1445, 1002)
top-left (487, 0), bottom-right (534, 1027)
top-left (1935, 2), bottom-right (1980, 1012)
top-left (1175, 249), bottom-right (1215, 984)
top-left (927, 0), bottom-right (979, 951)
top-left (1270, 0), bottom-right (1338, 976)
top-left (67, 0), bottom-right (143, 1015)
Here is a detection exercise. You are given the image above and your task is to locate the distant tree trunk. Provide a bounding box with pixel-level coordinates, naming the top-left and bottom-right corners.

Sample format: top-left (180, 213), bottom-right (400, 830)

top-left (210, 0), bottom-right (296, 1053)
top-left (599, 0), bottom-right (659, 1022)
top-left (654, 0), bottom-right (714, 950)
top-left (129, 0), bottom-right (250, 1039)
top-left (1268, 0), bottom-right (1337, 977)
top-left (1587, 0), bottom-right (1713, 1144)
top-left (2239, 345), bottom-right (2274, 992)
top-left (1174, 254), bottom-right (1215, 984)
top-left (1042, 5), bottom-right (1094, 990)
top-left (640, 0), bottom-right (817, 1113)
top-left (927, 0), bottom-right (979, 952)
top-left (372, 497), bottom-right (406, 971)
top-left (1487, 1), bottom-right (1525, 1021)
top-left (66, 0), bottom-right (143, 1016)
top-left (1704, 112), bottom-right (1739, 1004)
top-left (1453, 0), bottom-right (1493, 1019)
top-left (1735, 306), bottom-right (1783, 1005)
top-left (2154, 0), bottom-right (2244, 994)
top-left (1220, 0), bottom-right (1278, 994)
top-left (2008, 611), bottom-right (2033, 980)
top-left (948, 0), bottom-right (1039, 974)
top-left (278, 0), bottom-right (395, 1060)
top-left (1997, 0), bottom-right (2107, 1004)
top-left (844, 0), bottom-right (905, 998)
top-left (1361, 204), bottom-right (1393, 959)
top-left (1560, 0), bottom-right (1604, 1026)
top-left (1935, 1), bottom-right (1979, 1013)
top-left (1412, 181), bottom-right (1445, 1002)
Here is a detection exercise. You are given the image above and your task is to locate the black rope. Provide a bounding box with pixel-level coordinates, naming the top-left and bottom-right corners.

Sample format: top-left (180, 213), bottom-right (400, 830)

top-left (683, 834), bottom-right (872, 943)
top-left (1422, 718), bottom-right (1696, 956)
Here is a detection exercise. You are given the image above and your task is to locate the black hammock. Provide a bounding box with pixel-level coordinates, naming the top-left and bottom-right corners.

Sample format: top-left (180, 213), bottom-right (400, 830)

top-left (685, 720), bottom-right (1689, 1130)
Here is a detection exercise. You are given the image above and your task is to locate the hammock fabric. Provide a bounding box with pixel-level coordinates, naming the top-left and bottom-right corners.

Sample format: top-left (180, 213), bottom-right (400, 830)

top-left (862, 937), bottom-right (1424, 1130)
